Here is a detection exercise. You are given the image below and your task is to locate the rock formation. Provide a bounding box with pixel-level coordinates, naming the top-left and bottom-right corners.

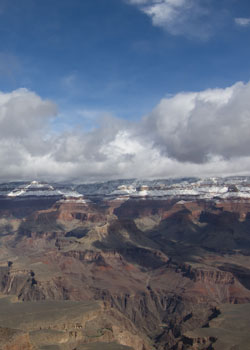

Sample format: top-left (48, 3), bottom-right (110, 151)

top-left (0, 178), bottom-right (250, 349)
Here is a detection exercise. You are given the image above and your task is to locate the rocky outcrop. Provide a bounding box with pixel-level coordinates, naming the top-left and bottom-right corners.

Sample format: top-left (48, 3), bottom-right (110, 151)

top-left (180, 264), bottom-right (235, 284)
top-left (0, 267), bottom-right (37, 298)
top-left (0, 298), bottom-right (150, 350)
top-left (174, 334), bottom-right (217, 350)
top-left (0, 328), bottom-right (33, 350)
top-left (63, 249), bottom-right (123, 263)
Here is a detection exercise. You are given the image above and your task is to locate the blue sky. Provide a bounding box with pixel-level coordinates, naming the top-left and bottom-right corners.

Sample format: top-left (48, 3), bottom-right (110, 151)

top-left (1, 0), bottom-right (250, 181)
top-left (1, 0), bottom-right (250, 122)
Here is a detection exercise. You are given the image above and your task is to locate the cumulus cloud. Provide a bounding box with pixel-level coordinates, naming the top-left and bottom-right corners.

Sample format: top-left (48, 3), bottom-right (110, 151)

top-left (1, 82), bottom-right (250, 182)
top-left (0, 89), bottom-right (57, 180)
top-left (0, 88), bottom-right (57, 139)
top-left (126, 0), bottom-right (221, 39)
top-left (235, 17), bottom-right (250, 27)
top-left (143, 81), bottom-right (250, 163)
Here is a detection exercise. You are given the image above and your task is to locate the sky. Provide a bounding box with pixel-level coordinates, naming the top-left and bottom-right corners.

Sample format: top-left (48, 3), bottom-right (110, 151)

top-left (1, 0), bottom-right (250, 182)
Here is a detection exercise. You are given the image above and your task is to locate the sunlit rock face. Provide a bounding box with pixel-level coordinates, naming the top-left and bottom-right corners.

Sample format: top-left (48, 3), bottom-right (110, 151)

top-left (1, 177), bottom-right (250, 349)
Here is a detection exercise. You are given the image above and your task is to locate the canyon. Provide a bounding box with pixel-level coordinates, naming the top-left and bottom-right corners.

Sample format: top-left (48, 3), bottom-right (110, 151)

top-left (0, 178), bottom-right (250, 349)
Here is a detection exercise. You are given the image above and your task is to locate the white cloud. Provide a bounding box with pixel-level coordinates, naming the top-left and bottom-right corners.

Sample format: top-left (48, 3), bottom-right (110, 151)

top-left (143, 81), bottom-right (250, 163)
top-left (0, 88), bottom-right (57, 141)
top-left (139, 0), bottom-right (188, 25)
top-left (126, 0), bottom-right (225, 39)
top-left (0, 89), bottom-right (57, 178)
top-left (127, 0), bottom-right (191, 28)
top-left (235, 17), bottom-right (250, 27)
top-left (2, 82), bottom-right (250, 182)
